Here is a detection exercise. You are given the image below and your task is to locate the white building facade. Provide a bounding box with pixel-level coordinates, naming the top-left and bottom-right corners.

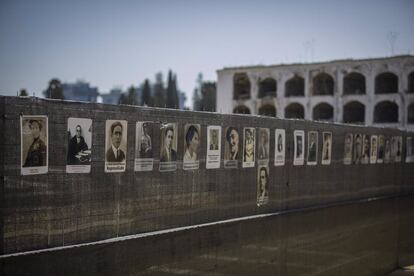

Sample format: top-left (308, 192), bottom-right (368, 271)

top-left (217, 55), bottom-right (414, 130)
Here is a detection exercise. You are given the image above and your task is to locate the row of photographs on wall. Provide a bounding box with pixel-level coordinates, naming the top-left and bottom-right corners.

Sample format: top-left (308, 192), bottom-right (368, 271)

top-left (20, 115), bottom-right (414, 176)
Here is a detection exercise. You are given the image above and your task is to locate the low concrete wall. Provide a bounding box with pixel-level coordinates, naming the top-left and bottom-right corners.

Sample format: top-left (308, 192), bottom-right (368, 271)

top-left (1, 96), bottom-right (413, 261)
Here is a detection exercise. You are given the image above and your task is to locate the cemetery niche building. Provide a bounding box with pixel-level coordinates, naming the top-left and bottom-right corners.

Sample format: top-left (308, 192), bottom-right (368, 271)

top-left (216, 55), bottom-right (414, 130)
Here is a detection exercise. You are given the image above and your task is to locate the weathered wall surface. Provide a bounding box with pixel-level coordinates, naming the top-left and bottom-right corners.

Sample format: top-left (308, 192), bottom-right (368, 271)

top-left (1, 96), bottom-right (414, 274)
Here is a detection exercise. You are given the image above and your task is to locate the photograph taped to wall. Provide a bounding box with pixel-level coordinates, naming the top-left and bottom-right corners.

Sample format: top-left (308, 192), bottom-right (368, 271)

top-left (377, 135), bottom-right (385, 163)
top-left (206, 125), bottom-right (221, 169)
top-left (406, 137), bottom-right (414, 163)
top-left (307, 131), bottom-right (318, 165)
top-left (135, 121), bottom-right (154, 171)
top-left (394, 136), bottom-right (402, 162)
top-left (257, 128), bottom-right (270, 165)
top-left (257, 165), bottom-right (269, 207)
top-left (384, 137), bottom-right (391, 163)
top-left (361, 134), bottom-right (370, 164)
top-left (224, 126), bottom-right (239, 169)
top-left (353, 134), bottom-right (362, 165)
top-left (21, 115), bottom-right (48, 175)
top-left (274, 129), bottom-right (285, 166)
top-left (183, 124), bottom-right (200, 170)
top-left (370, 135), bottom-right (378, 164)
top-left (243, 127), bottom-right (256, 168)
top-left (321, 132), bottom-right (332, 165)
top-left (159, 122), bottom-right (178, 172)
top-left (105, 120), bottom-right (127, 172)
top-left (343, 133), bottom-right (353, 165)
top-left (294, 130), bottom-right (305, 166)
top-left (66, 117), bottom-right (92, 173)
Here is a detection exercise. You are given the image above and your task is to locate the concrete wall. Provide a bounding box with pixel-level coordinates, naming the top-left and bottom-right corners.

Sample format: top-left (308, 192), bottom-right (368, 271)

top-left (1, 96), bottom-right (414, 261)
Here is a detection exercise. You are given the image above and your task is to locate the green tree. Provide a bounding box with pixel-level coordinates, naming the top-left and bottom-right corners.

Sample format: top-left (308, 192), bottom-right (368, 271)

top-left (19, 89), bottom-right (28, 96)
top-left (166, 70), bottom-right (179, 109)
top-left (200, 82), bottom-right (216, 112)
top-left (153, 72), bottom-right (165, 108)
top-left (141, 79), bottom-right (152, 106)
top-left (118, 86), bottom-right (137, 105)
top-left (43, 78), bottom-right (64, 99)
top-left (192, 73), bottom-right (203, 111)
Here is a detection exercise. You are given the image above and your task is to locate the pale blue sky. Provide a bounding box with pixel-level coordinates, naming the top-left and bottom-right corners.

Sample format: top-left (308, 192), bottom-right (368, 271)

top-left (0, 0), bottom-right (413, 106)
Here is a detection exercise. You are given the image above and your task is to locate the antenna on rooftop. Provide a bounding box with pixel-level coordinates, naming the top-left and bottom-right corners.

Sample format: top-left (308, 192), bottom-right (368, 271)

top-left (387, 31), bottom-right (398, 56)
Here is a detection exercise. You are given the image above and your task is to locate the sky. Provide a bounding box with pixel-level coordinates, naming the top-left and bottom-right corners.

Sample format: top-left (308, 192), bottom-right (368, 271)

top-left (0, 0), bottom-right (413, 107)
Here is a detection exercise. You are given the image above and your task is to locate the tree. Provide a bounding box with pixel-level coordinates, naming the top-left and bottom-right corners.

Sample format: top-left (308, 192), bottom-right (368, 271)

top-left (166, 70), bottom-right (179, 109)
top-left (19, 89), bottom-right (28, 96)
top-left (192, 73), bottom-right (203, 111)
top-left (118, 86), bottom-right (137, 105)
top-left (153, 72), bottom-right (165, 108)
top-left (200, 82), bottom-right (216, 112)
top-left (141, 79), bottom-right (152, 106)
top-left (43, 78), bottom-right (64, 99)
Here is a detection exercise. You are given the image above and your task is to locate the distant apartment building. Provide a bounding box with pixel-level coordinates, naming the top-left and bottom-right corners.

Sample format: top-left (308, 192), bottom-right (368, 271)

top-left (217, 55), bottom-right (414, 130)
top-left (100, 88), bottom-right (122, 105)
top-left (62, 81), bottom-right (99, 102)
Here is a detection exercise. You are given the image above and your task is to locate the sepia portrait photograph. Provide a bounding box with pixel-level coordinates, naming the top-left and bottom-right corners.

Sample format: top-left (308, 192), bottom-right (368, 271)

top-left (343, 133), bottom-right (353, 165)
top-left (183, 124), bottom-right (200, 170)
top-left (307, 131), bottom-right (318, 165)
top-left (243, 127), bottom-right (255, 168)
top-left (274, 129), bottom-right (285, 166)
top-left (66, 117), bottom-right (92, 173)
top-left (370, 135), bottom-right (378, 164)
top-left (135, 121), bottom-right (154, 171)
top-left (257, 128), bottom-right (270, 162)
top-left (257, 165), bottom-right (269, 207)
top-left (294, 130), bottom-right (305, 166)
top-left (321, 132), bottom-right (332, 165)
top-left (361, 134), bottom-right (370, 164)
top-left (224, 126), bottom-right (239, 169)
top-left (159, 123), bottom-right (177, 172)
top-left (105, 120), bottom-right (127, 173)
top-left (21, 115), bottom-right (48, 175)
top-left (206, 125), bottom-right (221, 169)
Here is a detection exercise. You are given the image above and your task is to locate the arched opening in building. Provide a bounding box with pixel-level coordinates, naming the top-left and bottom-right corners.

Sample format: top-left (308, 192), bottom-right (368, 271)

top-left (375, 72), bottom-right (398, 94)
top-left (233, 73), bottom-right (251, 100)
top-left (285, 103), bottom-right (305, 119)
top-left (285, 76), bottom-right (304, 97)
top-left (313, 73), bottom-right (334, 95)
top-left (343, 72), bottom-right (366, 95)
top-left (233, 105), bottom-right (251, 115)
top-left (258, 78), bottom-right (277, 98)
top-left (408, 102), bottom-right (414, 124)
top-left (343, 101), bottom-right (365, 124)
top-left (374, 101), bottom-right (398, 123)
top-left (408, 71), bottom-right (414, 93)
top-left (258, 104), bottom-right (276, 117)
top-left (313, 103), bottom-right (334, 121)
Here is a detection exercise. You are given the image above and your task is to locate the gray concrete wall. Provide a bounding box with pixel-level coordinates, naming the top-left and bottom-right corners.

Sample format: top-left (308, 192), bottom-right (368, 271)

top-left (1, 96), bottom-right (414, 261)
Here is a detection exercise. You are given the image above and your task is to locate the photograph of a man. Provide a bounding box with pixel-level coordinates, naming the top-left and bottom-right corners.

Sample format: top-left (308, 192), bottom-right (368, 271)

top-left (307, 131), bottom-right (318, 165)
top-left (361, 134), bottom-right (370, 164)
top-left (105, 120), bottom-right (127, 172)
top-left (135, 121), bottom-right (154, 172)
top-left (160, 124), bottom-right (177, 162)
top-left (209, 129), bottom-right (219, 151)
top-left (344, 133), bottom-right (353, 165)
top-left (243, 127), bottom-right (255, 168)
top-left (377, 135), bottom-right (385, 163)
top-left (370, 135), bottom-right (378, 164)
top-left (206, 125), bottom-right (221, 169)
top-left (21, 115), bottom-right (48, 175)
top-left (353, 134), bottom-right (362, 164)
top-left (294, 130), bottom-right (305, 165)
top-left (274, 129), bottom-right (285, 166)
top-left (225, 127), bottom-right (239, 161)
top-left (257, 165), bottom-right (269, 206)
top-left (322, 132), bottom-right (332, 165)
top-left (139, 122), bottom-right (153, 158)
top-left (66, 118), bottom-right (92, 173)
top-left (258, 128), bottom-right (269, 160)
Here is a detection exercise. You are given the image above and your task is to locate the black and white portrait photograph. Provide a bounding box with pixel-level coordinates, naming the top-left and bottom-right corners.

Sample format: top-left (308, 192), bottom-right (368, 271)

top-left (21, 115), bottom-right (48, 175)
top-left (183, 124), bottom-right (200, 170)
top-left (353, 134), bottom-right (362, 165)
top-left (257, 165), bottom-right (269, 206)
top-left (243, 127), bottom-right (255, 168)
top-left (343, 133), bottom-right (353, 165)
top-left (274, 129), bottom-right (285, 166)
top-left (394, 136), bottom-right (402, 162)
top-left (361, 134), bottom-right (370, 164)
top-left (135, 121), bottom-right (154, 171)
top-left (307, 131), bottom-right (318, 165)
top-left (66, 117), bottom-right (92, 173)
top-left (224, 126), bottom-right (239, 169)
top-left (159, 123), bottom-right (177, 172)
top-left (384, 137), bottom-right (391, 163)
top-left (377, 135), bottom-right (385, 163)
top-left (370, 135), bottom-right (378, 164)
top-left (294, 130), bottom-right (305, 166)
top-left (321, 132), bottom-right (332, 165)
top-left (206, 125), bottom-right (221, 169)
top-left (105, 120), bottom-right (127, 173)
